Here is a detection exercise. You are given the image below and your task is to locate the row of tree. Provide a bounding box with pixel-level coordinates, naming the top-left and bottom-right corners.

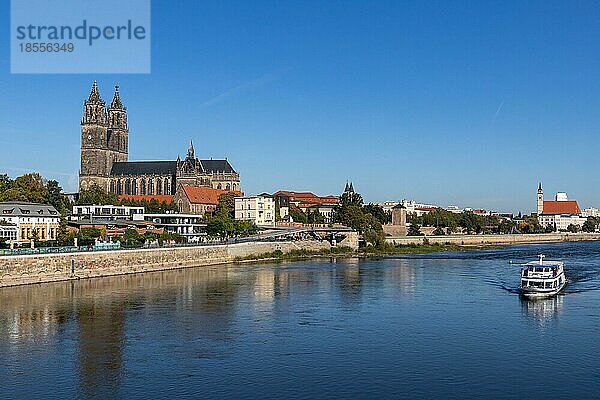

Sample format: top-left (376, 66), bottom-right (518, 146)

top-left (407, 207), bottom-right (600, 235)
top-left (0, 173), bottom-right (71, 214)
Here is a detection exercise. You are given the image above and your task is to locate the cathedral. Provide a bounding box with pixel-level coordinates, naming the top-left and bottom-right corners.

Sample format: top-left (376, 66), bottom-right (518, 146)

top-left (79, 81), bottom-right (240, 195)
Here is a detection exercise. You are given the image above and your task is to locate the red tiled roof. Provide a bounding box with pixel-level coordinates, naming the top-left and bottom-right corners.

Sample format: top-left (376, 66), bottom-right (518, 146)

top-left (542, 200), bottom-right (581, 215)
top-left (118, 194), bottom-right (174, 203)
top-left (274, 190), bottom-right (339, 205)
top-left (182, 186), bottom-right (242, 205)
top-left (415, 207), bottom-right (436, 212)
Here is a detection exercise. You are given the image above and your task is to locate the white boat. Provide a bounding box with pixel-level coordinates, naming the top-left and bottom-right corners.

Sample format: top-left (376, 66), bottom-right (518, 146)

top-left (520, 255), bottom-right (566, 298)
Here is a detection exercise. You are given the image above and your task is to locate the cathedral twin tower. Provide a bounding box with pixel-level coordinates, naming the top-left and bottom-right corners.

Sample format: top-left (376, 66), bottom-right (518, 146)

top-left (80, 81), bottom-right (129, 192)
top-left (79, 81), bottom-right (240, 196)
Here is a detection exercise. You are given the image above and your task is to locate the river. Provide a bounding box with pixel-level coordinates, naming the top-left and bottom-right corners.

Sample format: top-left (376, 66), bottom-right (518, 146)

top-left (1, 241), bottom-right (600, 399)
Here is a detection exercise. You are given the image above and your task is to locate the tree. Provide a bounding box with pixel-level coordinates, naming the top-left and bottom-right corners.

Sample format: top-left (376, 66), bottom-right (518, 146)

top-left (407, 223), bottom-right (423, 236)
top-left (288, 207), bottom-right (307, 223)
top-left (306, 209), bottom-right (325, 224)
top-left (339, 191), bottom-right (363, 208)
top-left (459, 212), bottom-right (481, 234)
top-left (0, 174), bottom-right (12, 194)
top-left (363, 203), bottom-right (391, 225)
top-left (567, 223), bottom-right (580, 233)
top-left (215, 192), bottom-right (236, 219)
top-left (518, 216), bottom-right (543, 234)
top-left (78, 185), bottom-right (119, 205)
top-left (582, 217), bottom-right (599, 233)
top-left (46, 180), bottom-right (70, 213)
top-left (57, 216), bottom-right (73, 245)
top-left (1, 173), bottom-right (48, 203)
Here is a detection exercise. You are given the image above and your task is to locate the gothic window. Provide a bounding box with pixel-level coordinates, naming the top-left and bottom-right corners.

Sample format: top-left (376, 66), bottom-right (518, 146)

top-left (226, 183), bottom-right (230, 190)
top-left (109, 181), bottom-right (115, 194)
top-left (148, 180), bottom-right (154, 195)
top-left (117, 180), bottom-right (122, 195)
top-left (140, 179), bottom-right (146, 195)
top-left (157, 178), bottom-right (162, 195)
top-left (132, 180), bottom-right (138, 195)
top-left (164, 179), bottom-right (170, 195)
top-left (125, 180), bottom-right (131, 195)
top-left (217, 184), bottom-right (222, 190)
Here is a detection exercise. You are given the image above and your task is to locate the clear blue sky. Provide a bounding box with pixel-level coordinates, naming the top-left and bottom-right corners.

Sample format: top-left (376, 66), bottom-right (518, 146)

top-left (1, 1), bottom-right (599, 213)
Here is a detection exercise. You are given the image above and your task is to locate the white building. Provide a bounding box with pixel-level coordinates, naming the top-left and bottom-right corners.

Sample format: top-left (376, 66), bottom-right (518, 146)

top-left (133, 213), bottom-right (205, 242)
top-left (0, 202), bottom-right (61, 243)
top-left (536, 184), bottom-right (586, 231)
top-left (0, 224), bottom-right (18, 243)
top-left (235, 196), bottom-right (275, 226)
top-left (583, 207), bottom-right (599, 218)
top-left (72, 204), bottom-right (145, 221)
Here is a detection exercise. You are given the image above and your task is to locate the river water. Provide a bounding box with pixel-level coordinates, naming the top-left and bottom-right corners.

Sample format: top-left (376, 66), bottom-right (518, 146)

top-left (1, 241), bottom-right (600, 399)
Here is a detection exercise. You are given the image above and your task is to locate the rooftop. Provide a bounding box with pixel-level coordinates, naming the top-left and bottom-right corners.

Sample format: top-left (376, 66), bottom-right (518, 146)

top-left (0, 202), bottom-right (60, 217)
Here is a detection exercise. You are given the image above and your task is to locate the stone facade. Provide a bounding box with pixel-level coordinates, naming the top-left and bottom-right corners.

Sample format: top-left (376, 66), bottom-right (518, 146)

top-left (79, 82), bottom-right (240, 195)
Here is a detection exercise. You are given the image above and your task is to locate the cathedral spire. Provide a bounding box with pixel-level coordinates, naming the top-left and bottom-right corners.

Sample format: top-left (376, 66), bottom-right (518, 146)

top-left (187, 140), bottom-right (195, 159)
top-left (110, 85), bottom-right (124, 109)
top-left (88, 80), bottom-right (103, 103)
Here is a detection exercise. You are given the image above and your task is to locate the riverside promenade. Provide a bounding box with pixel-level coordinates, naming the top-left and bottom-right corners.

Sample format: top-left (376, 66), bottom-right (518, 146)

top-left (386, 232), bottom-right (600, 246)
top-left (0, 239), bottom-right (332, 288)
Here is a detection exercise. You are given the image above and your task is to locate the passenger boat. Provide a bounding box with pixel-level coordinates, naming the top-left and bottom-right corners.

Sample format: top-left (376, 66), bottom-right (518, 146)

top-left (520, 255), bottom-right (566, 298)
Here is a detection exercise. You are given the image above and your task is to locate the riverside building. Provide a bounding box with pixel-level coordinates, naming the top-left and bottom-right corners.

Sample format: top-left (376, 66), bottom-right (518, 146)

top-left (0, 202), bottom-right (60, 243)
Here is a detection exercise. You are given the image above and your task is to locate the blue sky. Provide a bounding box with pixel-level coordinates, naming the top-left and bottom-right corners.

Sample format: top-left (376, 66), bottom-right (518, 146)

top-left (1, 1), bottom-right (599, 213)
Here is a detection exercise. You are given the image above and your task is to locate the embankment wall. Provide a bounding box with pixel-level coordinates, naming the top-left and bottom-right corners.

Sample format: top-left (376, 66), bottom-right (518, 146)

top-left (386, 233), bottom-right (600, 246)
top-left (0, 240), bottom-right (330, 288)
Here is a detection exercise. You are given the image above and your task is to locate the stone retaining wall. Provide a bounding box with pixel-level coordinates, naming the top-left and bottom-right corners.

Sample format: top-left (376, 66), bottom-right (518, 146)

top-left (386, 233), bottom-right (600, 246)
top-left (0, 240), bottom-right (331, 288)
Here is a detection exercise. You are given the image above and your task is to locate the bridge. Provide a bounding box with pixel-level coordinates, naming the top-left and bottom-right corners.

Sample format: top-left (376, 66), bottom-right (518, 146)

top-left (233, 226), bottom-right (359, 248)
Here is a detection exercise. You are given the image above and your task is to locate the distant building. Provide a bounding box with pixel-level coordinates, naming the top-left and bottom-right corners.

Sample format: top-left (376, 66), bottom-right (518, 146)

top-left (72, 204), bottom-right (145, 221)
top-left (235, 196), bottom-right (275, 226)
top-left (0, 202), bottom-right (60, 242)
top-left (133, 213), bottom-right (205, 241)
top-left (274, 190), bottom-right (339, 220)
top-left (536, 183), bottom-right (586, 231)
top-left (583, 207), bottom-right (599, 218)
top-left (172, 185), bottom-right (242, 215)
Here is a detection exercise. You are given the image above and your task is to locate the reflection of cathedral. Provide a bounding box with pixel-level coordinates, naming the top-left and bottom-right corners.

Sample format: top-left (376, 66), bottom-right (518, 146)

top-left (79, 81), bottom-right (240, 194)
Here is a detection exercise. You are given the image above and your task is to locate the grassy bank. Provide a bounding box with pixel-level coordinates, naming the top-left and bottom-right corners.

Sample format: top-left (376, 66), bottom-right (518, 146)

top-left (233, 242), bottom-right (469, 263)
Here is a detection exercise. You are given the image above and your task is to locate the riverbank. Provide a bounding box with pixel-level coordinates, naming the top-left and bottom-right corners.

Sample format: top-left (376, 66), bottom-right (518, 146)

top-left (0, 240), bottom-right (331, 288)
top-left (2, 233), bottom-right (599, 288)
top-left (386, 232), bottom-right (600, 246)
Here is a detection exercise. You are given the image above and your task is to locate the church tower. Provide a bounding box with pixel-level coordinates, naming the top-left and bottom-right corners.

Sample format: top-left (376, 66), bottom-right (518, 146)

top-left (537, 182), bottom-right (544, 215)
top-left (79, 82), bottom-right (129, 192)
top-left (107, 85), bottom-right (128, 160)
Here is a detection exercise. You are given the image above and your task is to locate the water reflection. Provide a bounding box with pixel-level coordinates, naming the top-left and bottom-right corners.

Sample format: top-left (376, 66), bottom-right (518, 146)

top-left (520, 295), bottom-right (564, 327)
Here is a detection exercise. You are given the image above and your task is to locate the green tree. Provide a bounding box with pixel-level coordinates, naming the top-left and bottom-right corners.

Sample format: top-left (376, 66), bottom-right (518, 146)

top-left (0, 174), bottom-right (12, 194)
top-left (288, 207), bottom-right (307, 223)
top-left (57, 216), bottom-right (73, 245)
top-left (582, 217), bottom-right (599, 233)
top-left (2, 173), bottom-right (48, 203)
top-left (407, 223), bottom-right (423, 236)
top-left (363, 203), bottom-right (390, 225)
top-left (78, 185), bottom-right (119, 205)
top-left (567, 223), bottom-right (580, 233)
top-left (215, 192), bottom-right (236, 218)
top-left (459, 212), bottom-right (481, 234)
